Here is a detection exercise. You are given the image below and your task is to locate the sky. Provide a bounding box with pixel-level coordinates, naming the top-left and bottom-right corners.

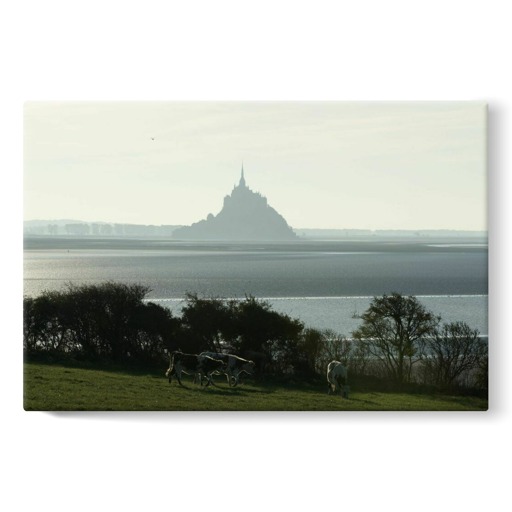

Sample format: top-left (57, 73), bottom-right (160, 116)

top-left (24, 101), bottom-right (487, 231)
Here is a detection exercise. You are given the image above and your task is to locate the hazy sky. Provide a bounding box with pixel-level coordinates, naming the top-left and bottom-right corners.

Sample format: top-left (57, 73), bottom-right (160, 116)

top-left (24, 102), bottom-right (487, 230)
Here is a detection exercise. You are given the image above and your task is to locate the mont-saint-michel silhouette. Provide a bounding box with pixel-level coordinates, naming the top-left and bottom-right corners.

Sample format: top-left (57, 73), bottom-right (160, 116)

top-left (172, 166), bottom-right (297, 241)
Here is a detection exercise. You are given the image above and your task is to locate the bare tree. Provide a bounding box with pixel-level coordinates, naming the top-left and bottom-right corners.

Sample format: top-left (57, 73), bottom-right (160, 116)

top-left (423, 321), bottom-right (487, 390)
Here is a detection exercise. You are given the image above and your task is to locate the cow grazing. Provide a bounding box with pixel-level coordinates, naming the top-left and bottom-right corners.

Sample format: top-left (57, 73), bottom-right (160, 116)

top-left (327, 360), bottom-right (349, 397)
top-left (200, 352), bottom-right (256, 387)
top-left (165, 351), bottom-right (225, 387)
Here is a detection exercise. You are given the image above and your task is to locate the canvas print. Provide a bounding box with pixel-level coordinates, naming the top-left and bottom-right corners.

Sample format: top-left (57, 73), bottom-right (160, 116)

top-left (23, 102), bottom-right (488, 411)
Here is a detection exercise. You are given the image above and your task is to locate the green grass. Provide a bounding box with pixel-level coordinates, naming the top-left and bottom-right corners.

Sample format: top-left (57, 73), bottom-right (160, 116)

top-left (23, 362), bottom-right (488, 411)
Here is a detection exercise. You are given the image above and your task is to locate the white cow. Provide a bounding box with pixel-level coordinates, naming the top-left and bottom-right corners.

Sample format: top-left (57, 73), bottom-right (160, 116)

top-left (327, 360), bottom-right (349, 397)
top-left (200, 352), bottom-right (256, 387)
top-left (166, 351), bottom-right (225, 387)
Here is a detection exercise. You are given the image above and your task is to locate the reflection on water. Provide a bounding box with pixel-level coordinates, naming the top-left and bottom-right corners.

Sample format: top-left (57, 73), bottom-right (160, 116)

top-left (24, 238), bottom-right (488, 335)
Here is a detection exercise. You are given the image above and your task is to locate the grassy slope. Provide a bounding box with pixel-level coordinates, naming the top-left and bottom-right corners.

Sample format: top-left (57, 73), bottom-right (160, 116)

top-left (23, 363), bottom-right (488, 412)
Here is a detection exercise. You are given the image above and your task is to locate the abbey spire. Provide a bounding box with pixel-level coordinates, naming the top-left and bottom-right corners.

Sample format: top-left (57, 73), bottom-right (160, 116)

top-left (239, 163), bottom-right (246, 188)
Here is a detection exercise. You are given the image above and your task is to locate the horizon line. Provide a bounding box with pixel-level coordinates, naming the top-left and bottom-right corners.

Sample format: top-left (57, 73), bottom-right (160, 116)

top-left (23, 218), bottom-right (488, 233)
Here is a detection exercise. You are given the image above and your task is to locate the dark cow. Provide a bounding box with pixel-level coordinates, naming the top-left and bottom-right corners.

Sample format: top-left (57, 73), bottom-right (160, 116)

top-left (165, 351), bottom-right (225, 387)
top-left (200, 352), bottom-right (256, 387)
top-left (327, 360), bottom-right (349, 397)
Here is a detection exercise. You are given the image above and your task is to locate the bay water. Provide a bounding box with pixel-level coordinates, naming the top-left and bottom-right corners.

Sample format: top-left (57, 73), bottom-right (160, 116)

top-left (23, 237), bottom-right (488, 336)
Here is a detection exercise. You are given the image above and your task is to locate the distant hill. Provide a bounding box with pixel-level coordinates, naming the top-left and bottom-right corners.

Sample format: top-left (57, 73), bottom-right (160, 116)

top-left (24, 219), bottom-right (88, 227)
top-left (172, 167), bottom-right (297, 241)
top-left (294, 228), bottom-right (488, 239)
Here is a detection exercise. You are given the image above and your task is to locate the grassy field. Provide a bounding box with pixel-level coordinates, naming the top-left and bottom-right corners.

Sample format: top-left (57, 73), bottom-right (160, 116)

top-left (23, 362), bottom-right (488, 411)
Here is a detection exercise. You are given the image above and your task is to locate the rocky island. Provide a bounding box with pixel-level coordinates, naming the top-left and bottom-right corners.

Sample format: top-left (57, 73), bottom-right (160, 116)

top-left (172, 166), bottom-right (297, 240)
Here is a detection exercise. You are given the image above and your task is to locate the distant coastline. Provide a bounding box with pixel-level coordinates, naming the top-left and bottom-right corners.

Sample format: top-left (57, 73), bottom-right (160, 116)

top-left (23, 219), bottom-right (487, 241)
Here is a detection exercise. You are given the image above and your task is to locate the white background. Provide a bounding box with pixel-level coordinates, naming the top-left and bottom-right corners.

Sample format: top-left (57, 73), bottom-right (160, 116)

top-left (1, 1), bottom-right (509, 511)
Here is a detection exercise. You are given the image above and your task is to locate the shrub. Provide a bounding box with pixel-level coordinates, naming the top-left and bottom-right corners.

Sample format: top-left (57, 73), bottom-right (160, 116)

top-left (23, 282), bottom-right (179, 366)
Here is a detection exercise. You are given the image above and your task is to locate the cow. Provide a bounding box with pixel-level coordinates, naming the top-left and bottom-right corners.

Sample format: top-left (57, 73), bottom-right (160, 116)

top-left (200, 352), bottom-right (256, 387)
top-left (327, 360), bottom-right (349, 397)
top-left (195, 352), bottom-right (229, 386)
top-left (165, 351), bottom-right (225, 387)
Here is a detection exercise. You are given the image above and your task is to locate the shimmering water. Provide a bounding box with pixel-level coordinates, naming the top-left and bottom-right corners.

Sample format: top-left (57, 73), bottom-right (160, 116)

top-left (23, 237), bottom-right (488, 336)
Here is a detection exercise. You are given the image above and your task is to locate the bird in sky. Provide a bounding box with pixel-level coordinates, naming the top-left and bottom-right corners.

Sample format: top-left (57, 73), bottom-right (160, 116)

top-left (151, 137), bottom-right (155, 141)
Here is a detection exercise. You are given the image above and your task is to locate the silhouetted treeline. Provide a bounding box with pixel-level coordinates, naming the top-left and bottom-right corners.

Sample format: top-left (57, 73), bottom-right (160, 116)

top-left (23, 283), bottom-right (179, 366)
top-left (23, 284), bottom-right (310, 375)
top-left (23, 284), bottom-right (488, 394)
top-left (24, 222), bottom-right (181, 237)
top-left (351, 293), bottom-right (488, 393)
